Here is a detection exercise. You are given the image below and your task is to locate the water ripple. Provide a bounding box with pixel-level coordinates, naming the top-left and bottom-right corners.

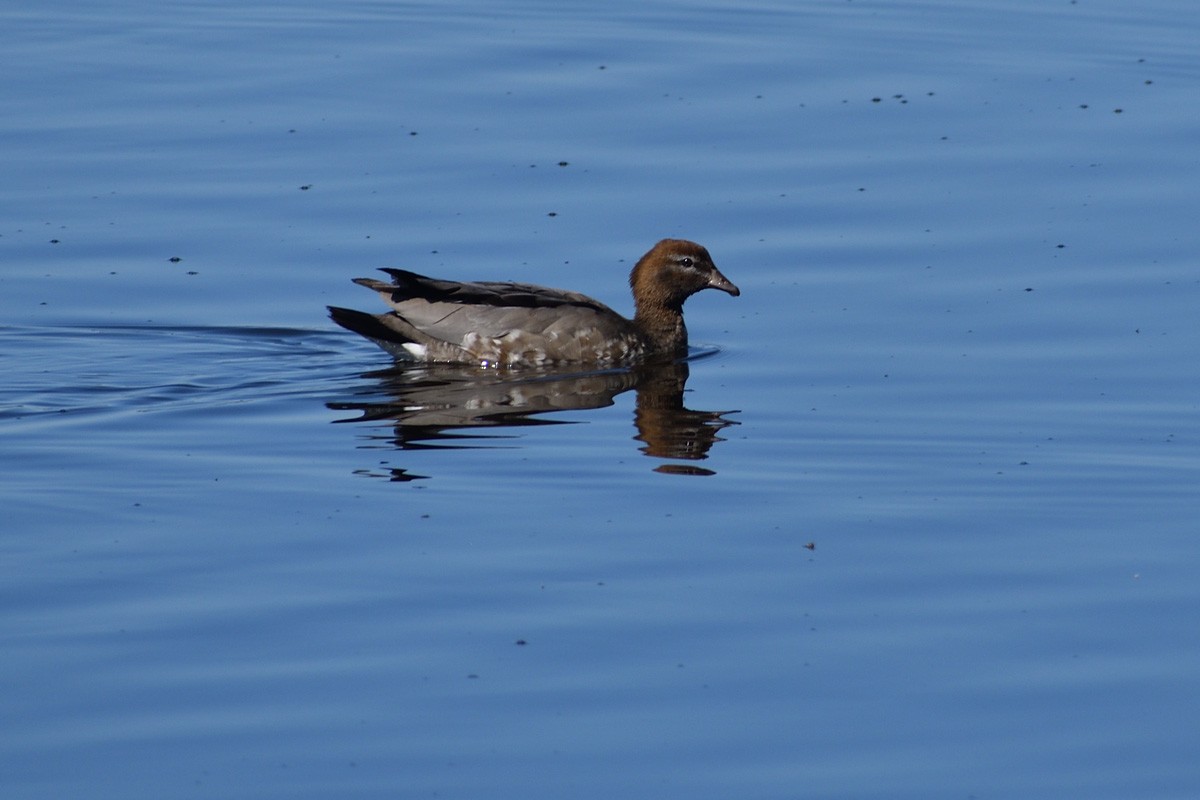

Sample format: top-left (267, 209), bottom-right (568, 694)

top-left (0, 324), bottom-right (351, 422)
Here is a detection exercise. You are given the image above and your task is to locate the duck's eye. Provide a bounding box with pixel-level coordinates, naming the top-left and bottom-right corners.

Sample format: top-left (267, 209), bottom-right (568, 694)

top-left (677, 256), bottom-right (695, 268)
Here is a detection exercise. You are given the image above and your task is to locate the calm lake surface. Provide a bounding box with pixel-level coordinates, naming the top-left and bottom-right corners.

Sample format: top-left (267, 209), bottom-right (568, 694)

top-left (3, 1), bottom-right (1199, 798)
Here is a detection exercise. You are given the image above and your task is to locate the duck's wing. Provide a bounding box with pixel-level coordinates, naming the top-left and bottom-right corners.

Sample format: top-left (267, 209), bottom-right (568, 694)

top-left (356, 270), bottom-right (621, 339)
top-left (345, 269), bottom-right (642, 365)
top-left (376, 269), bottom-right (607, 310)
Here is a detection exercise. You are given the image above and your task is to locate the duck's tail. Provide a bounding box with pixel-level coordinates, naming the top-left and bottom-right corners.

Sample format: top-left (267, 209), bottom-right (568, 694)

top-left (328, 306), bottom-right (419, 359)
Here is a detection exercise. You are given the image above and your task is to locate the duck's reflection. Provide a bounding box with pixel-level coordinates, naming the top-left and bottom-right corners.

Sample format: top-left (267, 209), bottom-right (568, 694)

top-left (328, 359), bottom-right (738, 477)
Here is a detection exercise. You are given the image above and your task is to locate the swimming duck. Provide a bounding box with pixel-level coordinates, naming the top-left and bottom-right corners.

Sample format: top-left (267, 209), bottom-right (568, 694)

top-left (328, 239), bottom-right (739, 367)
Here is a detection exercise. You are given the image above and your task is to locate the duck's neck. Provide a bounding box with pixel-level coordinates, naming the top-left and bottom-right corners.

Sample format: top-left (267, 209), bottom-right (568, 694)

top-left (634, 300), bottom-right (688, 357)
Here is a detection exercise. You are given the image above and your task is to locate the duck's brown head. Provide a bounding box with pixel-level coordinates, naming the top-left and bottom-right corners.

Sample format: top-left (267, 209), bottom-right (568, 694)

top-left (628, 239), bottom-right (738, 358)
top-left (629, 239), bottom-right (740, 313)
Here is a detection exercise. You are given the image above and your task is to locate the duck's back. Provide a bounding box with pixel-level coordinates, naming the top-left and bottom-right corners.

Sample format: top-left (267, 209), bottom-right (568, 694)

top-left (342, 269), bottom-right (645, 366)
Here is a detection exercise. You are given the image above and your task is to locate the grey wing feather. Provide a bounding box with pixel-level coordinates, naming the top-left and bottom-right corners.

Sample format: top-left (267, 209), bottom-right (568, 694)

top-left (354, 269), bottom-right (627, 345)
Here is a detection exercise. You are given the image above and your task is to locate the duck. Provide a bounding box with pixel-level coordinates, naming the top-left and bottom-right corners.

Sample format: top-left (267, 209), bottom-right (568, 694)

top-left (328, 239), bottom-right (739, 367)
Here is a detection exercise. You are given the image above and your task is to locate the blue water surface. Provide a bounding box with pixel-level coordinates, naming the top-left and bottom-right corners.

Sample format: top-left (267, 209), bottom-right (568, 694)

top-left (3, 1), bottom-right (1199, 798)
